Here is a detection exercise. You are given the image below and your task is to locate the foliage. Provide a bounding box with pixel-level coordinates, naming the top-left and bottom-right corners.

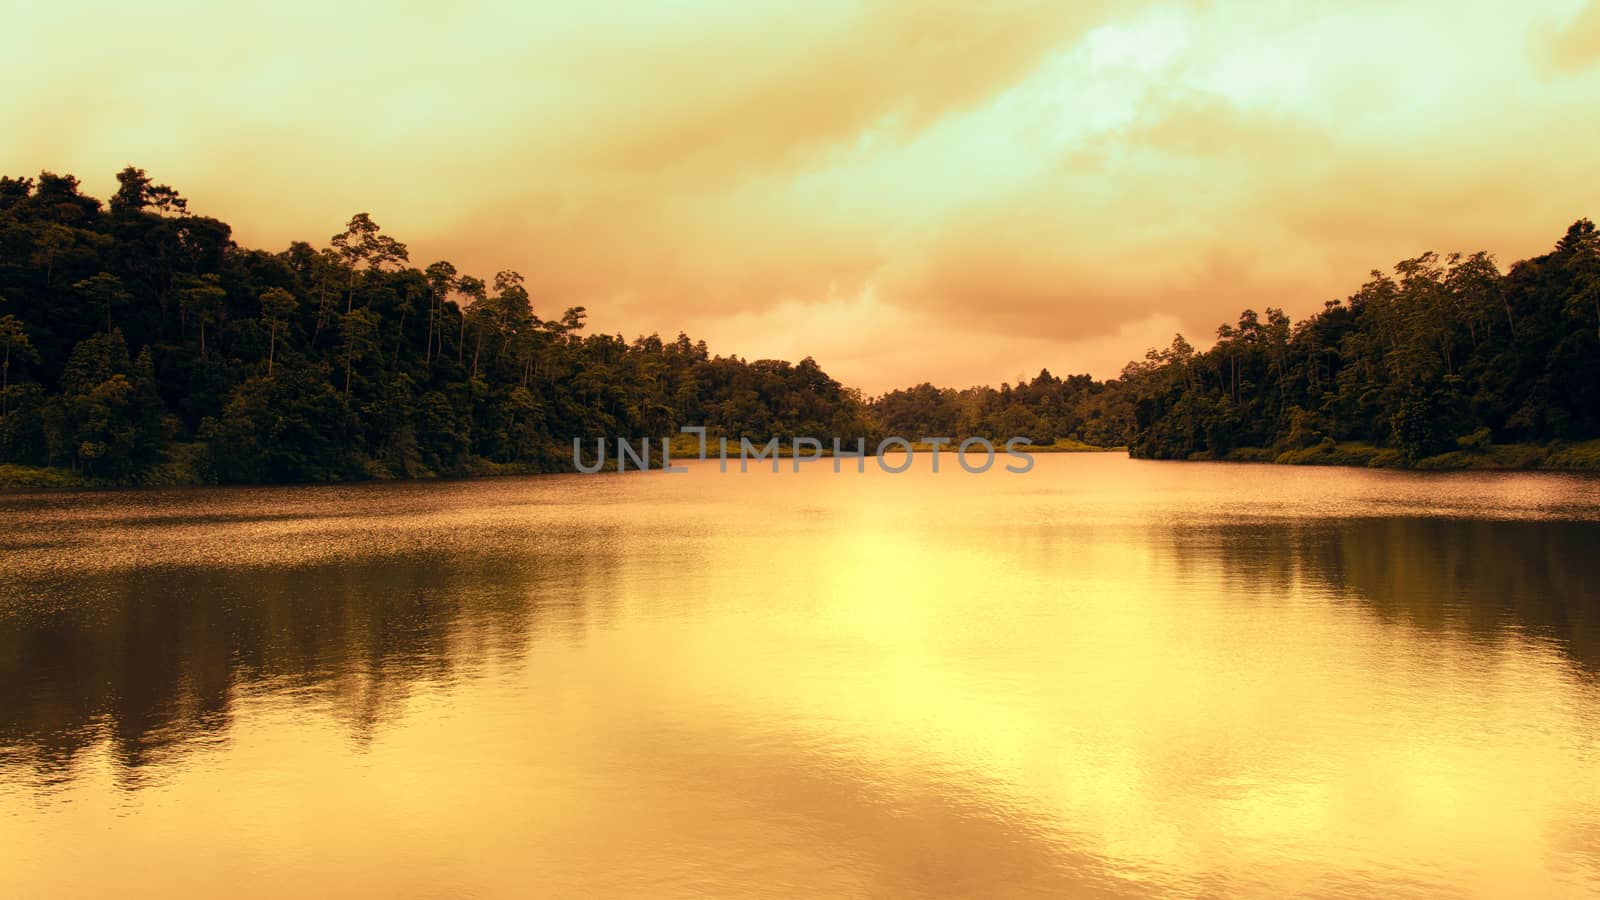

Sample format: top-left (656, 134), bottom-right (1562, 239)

top-left (869, 373), bottom-right (1134, 449)
top-left (0, 169), bottom-right (877, 483)
top-left (1119, 224), bottom-right (1600, 464)
top-left (0, 167), bottom-right (1592, 484)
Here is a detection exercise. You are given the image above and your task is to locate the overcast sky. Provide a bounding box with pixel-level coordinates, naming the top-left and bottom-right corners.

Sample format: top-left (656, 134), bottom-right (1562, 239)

top-left (5, 0), bottom-right (1599, 391)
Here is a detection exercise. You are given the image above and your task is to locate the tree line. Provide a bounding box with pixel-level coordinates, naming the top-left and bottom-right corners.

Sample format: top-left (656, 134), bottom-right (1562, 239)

top-left (1121, 221), bottom-right (1600, 465)
top-left (872, 222), bottom-right (1599, 466)
top-left (0, 168), bottom-right (875, 483)
top-left (0, 167), bottom-right (1594, 485)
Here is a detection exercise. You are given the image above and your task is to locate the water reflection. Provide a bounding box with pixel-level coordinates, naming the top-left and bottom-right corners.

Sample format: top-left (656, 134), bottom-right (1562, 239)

top-left (1164, 517), bottom-right (1600, 671)
top-left (0, 552), bottom-right (551, 779)
top-left (1, 458), bottom-right (1598, 898)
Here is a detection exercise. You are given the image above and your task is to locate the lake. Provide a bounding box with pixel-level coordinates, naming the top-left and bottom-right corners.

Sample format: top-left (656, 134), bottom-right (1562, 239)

top-left (3, 454), bottom-right (1599, 898)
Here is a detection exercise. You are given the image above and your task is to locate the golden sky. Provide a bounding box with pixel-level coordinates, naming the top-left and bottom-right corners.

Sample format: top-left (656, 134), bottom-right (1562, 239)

top-left (5, 0), bottom-right (1600, 391)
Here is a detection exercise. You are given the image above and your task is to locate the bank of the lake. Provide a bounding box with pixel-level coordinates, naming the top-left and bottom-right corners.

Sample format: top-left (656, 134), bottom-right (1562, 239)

top-left (0, 455), bottom-right (548, 492)
top-left (0, 436), bottom-right (1134, 492)
top-left (1167, 436), bottom-right (1600, 471)
top-left (7, 436), bottom-right (1600, 492)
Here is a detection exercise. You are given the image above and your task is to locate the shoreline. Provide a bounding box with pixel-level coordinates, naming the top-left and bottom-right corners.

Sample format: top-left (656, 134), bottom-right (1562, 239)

top-left (6, 438), bottom-right (1598, 493)
top-left (1, 437), bottom-right (1124, 492)
top-left (1135, 438), bottom-right (1600, 472)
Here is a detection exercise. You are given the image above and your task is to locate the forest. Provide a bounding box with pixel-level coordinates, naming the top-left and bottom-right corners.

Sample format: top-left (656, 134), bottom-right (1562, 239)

top-left (852, 225), bottom-right (1600, 470)
top-left (0, 167), bottom-right (1596, 486)
top-left (0, 168), bottom-right (881, 484)
top-left (1119, 220), bottom-right (1600, 467)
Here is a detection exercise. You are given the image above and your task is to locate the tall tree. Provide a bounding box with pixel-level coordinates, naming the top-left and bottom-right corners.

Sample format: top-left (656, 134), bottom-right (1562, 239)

top-left (109, 165), bottom-right (187, 217)
top-left (330, 213), bottom-right (409, 313)
top-left (423, 261), bottom-right (457, 366)
top-left (72, 273), bottom-right (133, 333)
top-left (176, 274), bottom-right (227, 359)
top-left (455, 275), bottom-right (486, 368)
top-left (0, 313), bottom-right (39, 417)
top-left (339, 307), bottom-right (380, 395)
top-left (259, 288), bottom-right (298, 377)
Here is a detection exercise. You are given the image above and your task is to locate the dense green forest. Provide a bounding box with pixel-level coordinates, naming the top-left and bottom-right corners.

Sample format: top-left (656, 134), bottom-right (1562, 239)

top-left (0, 168), bottom-right (878, 484)
top-left (870, 222), bottom-right (1600, 468)
top-left (1121, 220), bottom-right (1600, 466)
top-left (0, 168), bottom-right (1596, 486)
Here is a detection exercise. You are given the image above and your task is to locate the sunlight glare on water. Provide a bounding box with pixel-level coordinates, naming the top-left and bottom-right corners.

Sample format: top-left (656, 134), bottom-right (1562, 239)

top-left (2, 454), bottom-right (1599, 898)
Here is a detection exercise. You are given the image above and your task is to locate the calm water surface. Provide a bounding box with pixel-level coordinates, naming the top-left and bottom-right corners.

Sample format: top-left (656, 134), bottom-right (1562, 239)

top-left (3, 455), bottom-right (1600, 898)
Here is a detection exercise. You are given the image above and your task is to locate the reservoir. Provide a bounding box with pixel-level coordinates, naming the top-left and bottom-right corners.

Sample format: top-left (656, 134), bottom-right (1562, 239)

top-left (2, 455), bottom-right (1598, 898)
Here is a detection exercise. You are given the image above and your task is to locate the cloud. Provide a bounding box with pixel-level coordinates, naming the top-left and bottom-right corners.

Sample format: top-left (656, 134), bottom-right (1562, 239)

top-left (1535, 0), bottom-right (1600, 74)
top-left (3, 0), bottom-right (1599, 390)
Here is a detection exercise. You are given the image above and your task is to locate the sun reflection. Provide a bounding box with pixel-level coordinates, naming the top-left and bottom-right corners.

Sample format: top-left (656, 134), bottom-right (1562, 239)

top-left (2, 458), bottom-right (1598, 897)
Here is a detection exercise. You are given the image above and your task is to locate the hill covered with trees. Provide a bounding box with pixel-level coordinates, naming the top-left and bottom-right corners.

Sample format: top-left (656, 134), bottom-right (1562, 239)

top-left (1120, 220), bottom-right (1600, 468)
top-left (864, 220), bottom-right (1600, 464)
top-left (0, 167), bottom-right (1595, 487)
top-left (0, 168), bottom-right (876, 485)
top-left (870, 221), bottom-right (1600, 469)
